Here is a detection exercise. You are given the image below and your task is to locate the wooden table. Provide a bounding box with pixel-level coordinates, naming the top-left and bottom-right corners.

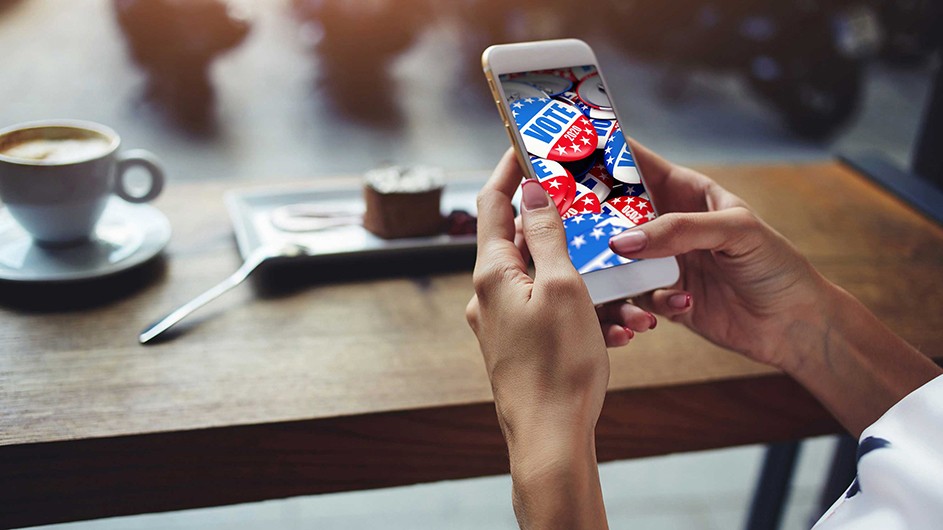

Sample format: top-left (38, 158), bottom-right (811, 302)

top-left (2, 161), bottom-right (942, 529)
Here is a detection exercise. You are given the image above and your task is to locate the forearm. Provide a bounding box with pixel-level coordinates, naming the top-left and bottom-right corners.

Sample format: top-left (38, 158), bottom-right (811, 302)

top-left (505, 429), bottom-right (608, 530)
top-left (783, 283), bottom-right (942, 436)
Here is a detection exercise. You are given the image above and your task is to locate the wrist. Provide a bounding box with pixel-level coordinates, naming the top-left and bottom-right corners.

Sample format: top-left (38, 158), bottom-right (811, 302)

top-left (494, 391), bottom-right (601, 461)
top-left (509, 432), bottom-right (596, 481)
top-left (498, 391), bottom-right (598, 487)
top-left (507, 430), bottom-right (607, 529)
top-left (777, 280), bottom-right (941, 435)
top-left (491, 365), bottom-right (608, 453)
top-left (506, 420), bottom-right (596, 473)
top-left (776, 279), bottom-right (846, 377)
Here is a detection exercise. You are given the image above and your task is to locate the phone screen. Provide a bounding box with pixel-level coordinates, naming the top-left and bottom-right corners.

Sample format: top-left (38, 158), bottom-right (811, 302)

top-left (497, 66), bottom-right (657, 274)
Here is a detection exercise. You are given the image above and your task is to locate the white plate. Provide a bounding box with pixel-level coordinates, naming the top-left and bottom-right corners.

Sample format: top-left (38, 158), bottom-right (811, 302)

top-left (0, 198), bottom-right (171, 282)
top-left (225, 180), bottom-right (483, 263)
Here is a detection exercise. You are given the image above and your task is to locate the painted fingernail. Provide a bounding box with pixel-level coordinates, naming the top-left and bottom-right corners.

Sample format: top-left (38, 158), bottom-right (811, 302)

top-left (647, 312), bottom-right (657, 329)
top-left (668, 293), bottom-right (692, 310)
top-left (610, 229), bottom-right (647, 253)
top-left (623, 327), bottom-right (636, 340)
top-left (521, 180), bottom-right (550, 211)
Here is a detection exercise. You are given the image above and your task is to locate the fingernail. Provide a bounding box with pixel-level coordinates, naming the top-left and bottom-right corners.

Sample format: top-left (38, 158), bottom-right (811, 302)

top-left (668, 293), bottom-right (692, 310)
top-left (610, 229), bottom-right (647, 253)
top-left (647, 312), bottom-right (657, 329)
top-left (521, 180), bottom-right (550, 211)
top-left (623, 327), bottom-right (636, 340)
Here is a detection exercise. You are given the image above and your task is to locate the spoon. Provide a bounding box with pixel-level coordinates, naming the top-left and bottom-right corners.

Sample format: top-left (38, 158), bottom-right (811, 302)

top-left (139, 243), bottom-right (310, 344)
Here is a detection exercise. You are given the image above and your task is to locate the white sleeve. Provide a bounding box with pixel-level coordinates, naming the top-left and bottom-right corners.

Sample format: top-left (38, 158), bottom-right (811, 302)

top-left (812, 374), bottom-right (943, 530)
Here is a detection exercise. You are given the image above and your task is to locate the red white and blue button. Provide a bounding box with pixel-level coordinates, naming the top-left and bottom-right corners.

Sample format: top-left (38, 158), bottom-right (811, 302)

top-left (563, 213), bottom-right (635, 274)
top-left (604, 128), bottom-right (642, 184)
top-left (602, 195), bottom-right (656, 227)
top-left (513, 97), bottom-right (598, 162)
top-left (590, 118), bottom-right (617, 149)
top-left (530, 156), bottom-right (576, 215)
top-left (579, 158), bottom-right (615, 202)
top-left (562, 182), bottom-right (602, 220)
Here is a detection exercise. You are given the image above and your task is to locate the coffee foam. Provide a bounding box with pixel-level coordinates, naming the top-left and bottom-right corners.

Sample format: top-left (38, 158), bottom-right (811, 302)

top-left (1, 136), bottom-right (113, 164)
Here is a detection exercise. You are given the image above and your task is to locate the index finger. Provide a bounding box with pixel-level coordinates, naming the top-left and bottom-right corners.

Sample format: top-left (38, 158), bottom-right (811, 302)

top-left (476, 148), bottom-right (524, 256)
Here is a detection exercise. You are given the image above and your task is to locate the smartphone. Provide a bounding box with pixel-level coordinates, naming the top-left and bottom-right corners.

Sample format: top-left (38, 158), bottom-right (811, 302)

top-left (482, 38), bottom-right (679, 304)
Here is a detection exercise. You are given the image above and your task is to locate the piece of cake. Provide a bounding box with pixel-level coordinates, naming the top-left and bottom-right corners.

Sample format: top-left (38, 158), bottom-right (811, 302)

top-left (362, 166), bottom-right (445, 239)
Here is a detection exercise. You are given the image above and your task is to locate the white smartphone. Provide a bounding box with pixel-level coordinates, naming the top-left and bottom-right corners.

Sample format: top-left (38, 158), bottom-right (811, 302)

top-left (482, 38), bottom-right (679, 304)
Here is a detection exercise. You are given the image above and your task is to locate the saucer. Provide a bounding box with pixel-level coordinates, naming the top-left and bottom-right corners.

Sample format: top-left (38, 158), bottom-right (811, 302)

top-left (0, 198), bottom-right (171, 282)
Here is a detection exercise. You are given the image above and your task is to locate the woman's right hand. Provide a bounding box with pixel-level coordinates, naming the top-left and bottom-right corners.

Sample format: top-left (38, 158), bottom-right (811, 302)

top-left (605, 141), bottom-right (835, 370)
top-left (608, 141), bottom-right (941, 436)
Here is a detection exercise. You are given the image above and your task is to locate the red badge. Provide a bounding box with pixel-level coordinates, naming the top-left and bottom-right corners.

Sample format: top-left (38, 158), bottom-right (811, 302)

top-left (562, 183), bottom-right (602, 219)
top-left (539, 176), bottom-right (576, 215)
top-left (530, 156), bottom-right (577, 215)
top-left (588, 158), bottom-right (615, 188)
top-left (602, 195), bottom-right (656, 227)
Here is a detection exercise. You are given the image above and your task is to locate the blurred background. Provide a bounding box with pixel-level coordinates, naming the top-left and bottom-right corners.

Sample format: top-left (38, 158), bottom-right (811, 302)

top-left (3, 0), bottom-right (938, 528)
top-left (0, 0), bottom-right (938, 182)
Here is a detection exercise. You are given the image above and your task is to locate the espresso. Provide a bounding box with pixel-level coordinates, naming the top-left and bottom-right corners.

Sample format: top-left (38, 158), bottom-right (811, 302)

top-left (0, 136), bottom-right (112, 164)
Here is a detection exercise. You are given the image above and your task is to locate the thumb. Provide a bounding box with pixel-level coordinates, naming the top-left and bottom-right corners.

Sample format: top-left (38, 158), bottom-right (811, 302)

top-left (608, 207), bottom-right (761, 259)
top-left (519, 179), bottom-right (575, 277)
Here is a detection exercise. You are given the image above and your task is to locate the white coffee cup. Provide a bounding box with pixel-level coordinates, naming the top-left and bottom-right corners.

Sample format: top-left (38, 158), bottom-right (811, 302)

top-left (0, 120), bottom-right (165, 246)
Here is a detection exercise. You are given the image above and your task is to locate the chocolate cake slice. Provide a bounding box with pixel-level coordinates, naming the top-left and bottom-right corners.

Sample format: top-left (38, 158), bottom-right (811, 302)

top-left (362, 166), bottom-right (445, 239)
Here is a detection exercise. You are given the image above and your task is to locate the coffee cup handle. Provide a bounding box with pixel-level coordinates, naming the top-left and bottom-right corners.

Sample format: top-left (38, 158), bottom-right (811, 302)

top-left (115, 149), bottom-right (165, 203)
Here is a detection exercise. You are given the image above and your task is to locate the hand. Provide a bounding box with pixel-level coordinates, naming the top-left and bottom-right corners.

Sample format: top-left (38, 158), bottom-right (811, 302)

top-left (605, 141), bottom-right (833, 369)
top-left (466, 149), bottom-right (609, 448)
top-left (512, 215), bottom-right (660, 349)
top-left (466, 148), bottom-right (610, 528)
top-left (605, 141), bottom-right (942, 435)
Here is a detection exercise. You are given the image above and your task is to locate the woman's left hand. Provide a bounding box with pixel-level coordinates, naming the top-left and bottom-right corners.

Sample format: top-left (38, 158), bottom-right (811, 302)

top-left (466, 149), bottom-right (653, 458)
top-left (466, 149), bottom-right (651, 528)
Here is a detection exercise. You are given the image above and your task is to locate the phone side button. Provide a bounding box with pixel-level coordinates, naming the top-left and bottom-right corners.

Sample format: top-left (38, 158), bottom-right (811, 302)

top-left (495, 101), bottom-right (508, 119)
top-left (502, 123), bottom-right (517, 146)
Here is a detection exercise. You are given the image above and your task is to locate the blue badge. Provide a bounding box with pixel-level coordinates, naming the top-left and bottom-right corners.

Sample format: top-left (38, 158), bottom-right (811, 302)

top-left (563, 213), bottom-right (635, 274)
top-left (590, 118), bottom-right (617, 149)
top-left (604, 128), bottom-right (642, 184)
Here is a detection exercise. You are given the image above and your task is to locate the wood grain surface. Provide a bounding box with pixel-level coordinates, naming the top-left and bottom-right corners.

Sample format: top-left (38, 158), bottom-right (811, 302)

top-left (2, 161), bottom-right (942, 527)
top-left (1, 376), bottom-right (839, 529)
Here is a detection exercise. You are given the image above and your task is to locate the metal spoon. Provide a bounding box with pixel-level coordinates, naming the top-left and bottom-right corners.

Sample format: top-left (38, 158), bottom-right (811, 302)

top-left (139, 243), bottom-right (309, 344)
